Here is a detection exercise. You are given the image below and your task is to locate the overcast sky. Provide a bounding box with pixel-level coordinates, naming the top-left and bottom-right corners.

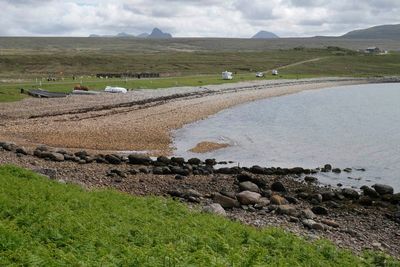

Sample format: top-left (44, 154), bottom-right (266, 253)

top-left (0, 0), bottom-right (399, 37)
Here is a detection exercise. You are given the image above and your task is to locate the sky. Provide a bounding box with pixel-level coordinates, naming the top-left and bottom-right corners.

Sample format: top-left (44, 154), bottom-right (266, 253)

top-left (0, 0), bottom-right (399, 37)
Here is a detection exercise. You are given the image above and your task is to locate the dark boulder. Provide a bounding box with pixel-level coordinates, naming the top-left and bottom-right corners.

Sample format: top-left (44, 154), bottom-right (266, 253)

top-left (75, 151), bottom-right (89, 159)
top-left (15, 147), bottom-right (28, 155)
top-left (271, 181), bottom-right (287, 193)
top-left (249, 165), bottom-right (268, 175)
top-left (341, 188), bottom-right (359, 200)
top-left (171, 157), bottom-right (185, 165)
top-left (213, 193), bottom-right (240, 209)
top-left (152, 167), bottom-right (164, 175)
top-left (128, 153), bottom-right (153, 165)
top-left (304, 176), bottom-right (318, 183)
top-left (105, 154), bottom-right (122, 165)
top-left (361, 186), bottom-right (379, 198)
top-left (188, 158), bottom-right (202, 165)
top-left (170, 166), bottom-right (190, 176)
top-left (372, 184), bottom-right (394, 195)
top-left (216, 167), bottom-right (239, 175)
top-left (311, 206), bottom-right (328, 215)
top-left (324, 164), bottom-right (332, 171)
top-left (332, 168), bottom-right (341, 173)
top-left (205, 158), bottom-right (217, 166)
top-left (157, 156), bottom-right (171, 165)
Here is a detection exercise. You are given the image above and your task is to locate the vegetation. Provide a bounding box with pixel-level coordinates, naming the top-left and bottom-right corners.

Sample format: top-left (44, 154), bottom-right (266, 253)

top-left (0, 165), bottom-right (398, 266)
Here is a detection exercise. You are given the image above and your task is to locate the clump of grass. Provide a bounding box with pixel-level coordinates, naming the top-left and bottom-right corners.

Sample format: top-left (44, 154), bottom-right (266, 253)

top-left (0, 165), bottom-right (398, 266)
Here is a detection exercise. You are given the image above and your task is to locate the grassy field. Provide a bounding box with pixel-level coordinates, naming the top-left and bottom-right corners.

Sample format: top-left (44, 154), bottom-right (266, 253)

top-left (0, 165), bottom-right (398, 266)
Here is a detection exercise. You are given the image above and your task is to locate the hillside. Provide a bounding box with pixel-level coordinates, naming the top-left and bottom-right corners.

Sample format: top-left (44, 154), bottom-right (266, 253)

top-left (0, 165), bottom-right (395, 266)
top-left (342, 24), bottom-right (400, 39)
top-left (252, 30), bottom-right (279, 39)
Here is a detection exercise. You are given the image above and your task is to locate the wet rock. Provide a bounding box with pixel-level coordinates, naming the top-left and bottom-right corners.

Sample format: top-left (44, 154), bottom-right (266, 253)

top-left (205, 158), bottom-right (217, 166)
top-left (255, 197), bottom-right (270, 208)
top-left (361, 186), bottom-right (379, 198)
top-left (128, 154), bottom-right (153, 165)
top-left (277, 205), bottom-right (299, 217)
top-left (285, 196), bottom-right (299, 204)
top-left (174, 174), bottom-right (185, 180)
top-left (301, 209), bottom-right (316, 219)
top-left (249, 165), bottom-right (268, 175)
top-left (216, 167), bottom-right (239, 175)
top-left (311, 206), bottom-right (328, 215)
top-left (372, 184), bottom-right (394, 195)
top-left (188, 158), bottom-right (202, 165)
top-left (270, 195), bottom-right (289, 205)
top-left (139, 167), bottom-right (149, 174)
top-left (304, 176), bottom-right (318, 183)
top-left (324, 164), bottom-right (332, 171)
top-left (342, 188), bottom-right (359, 200)
top-left (271, 181), bottom-right (287, 192)
top-left (109, 169), bottom-right (126, 178)
top-left (321, 219), bottom-right (339, 228)
top-left (128, 169), bottom-right (138, 175)
top-left (105, 154), bottom-right (122, 165)
top-left (220, 190), bottom-right (237, 199)
top-left (237, 173), bottom-right (267, 188)
top-left (36, 145), bottom-right (50, 152)
top-left (310, 194), bottom-right (323, 203)
top-left (170, 166), bottom-right (190, 176)
top-left (213, 193), bottom-right (240, 208)
top-left (391, 193), bottom-right (400, 204)
top-left (0, 142), bottom-right (17, 151)
top-left (157, 156), bottom-right (171, 165)
top-left (203, 203), bottom-right (226, 216)
top-left (343, 168), bottom-right (352, 173)
top-left (41, 152), bottom-right (64, 162)
top-left (236, 191), bottom-right (261, 205)
top-left (332, 168), bottom-right (341, 173)
top-left (239, 181), bottom-right (260, 193)
top-left (171, 157), bottom-right (185, 165)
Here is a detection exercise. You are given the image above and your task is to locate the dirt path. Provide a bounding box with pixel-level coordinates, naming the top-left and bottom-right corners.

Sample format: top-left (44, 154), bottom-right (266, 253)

top-left (264, 57), bottom-right (329, 73)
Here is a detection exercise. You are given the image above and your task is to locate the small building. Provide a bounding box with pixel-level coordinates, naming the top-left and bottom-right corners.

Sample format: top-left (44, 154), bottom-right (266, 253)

top-left (365, 47), bottom-right (381, 54)
top-left (222, 71), bottom-right (233, 80)
top-left (272, 69), bottom-right (279, 75)
top-left (256, 72), bottom-right (264, 78)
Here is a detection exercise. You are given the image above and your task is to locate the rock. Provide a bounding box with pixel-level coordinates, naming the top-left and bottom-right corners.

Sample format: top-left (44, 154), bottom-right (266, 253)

top-left (157, 156), bottom-right (171, 165)
top-left (188, 158), bottom-right (202, 165)
top-left (372, 184), bottom-right (394, 195)
top-left (321, 219), bottom-right (339, 228)
top-left (302, 219), bottom-right (324, 231)
top-left (239, 181), bottom-right (260, 193)
top-left (342, 188), bottom-right (359, 200)
top-left (35, 168), bottom-right (57, 179)
top-left (391, 193), bottom-right (400, 204)
top-left (74, 151), bottom-right (89, 159)
top-left (310, 194), bottom-right (323, 203)
top-left (324, 164), bottom-right (332, 171)
top-left (138, 167), bottom-right (149, 174)
top-left (185, 189), bottom-right (202, 198)
top-left (237, 173), bottom-right (267, 188)
top-left (301, 209), bottom-right (316, 219)
top-left (105, 154), bottom-right (122, 164)
top-left (109, 169), bottom-right (126, 178)
top-left (332, 168), bottom-right (341, 173)
top-left (128, 153), bottom-right (153, 165)
top-left (289, 216), bottom-right (300, 223)
top-left (285, 196), bottom-right (299, 204)
top-left (271, 181), bottom-right (287, 192)
top-left (304, 176), bottom-right (318, 183)
top-left (205, 158), bottom-right (217, 166)
top-left (152, 167), bottom-right (164, 175)
top-left (311, 206), bottom-right (328, 215)
top-left (361, 186), bottom-right (379, 198)
top-left (321, 192), bottom-right (335, 201)
top-left (249, 165), bottom-right (268, 175)
top-left (255, 197), bottom-right (270, 208)
top-left (358, 196), bottom-right (373, 206)
top-left (277, 205), bottom-right (299, 217)
top-left (129, 169), bottom-right (138, 175)
top-left (171, 157), bottom-right (185, 165)
top-left (213, 193), bottom-right (240, 208)
top-left (170, 166), bottom-right (190, 176)
top-left (0, 142), bottom-right (18, 151)
top-left (216, 167), bottom-right (239, 174)
top-left (343, 168), bottom-right (352, 173)
top-left (40, 152), bottom-right (64, 162)
top-left (36, 145), bottom-right (50, 152)
top-left (203, 203), bottom-right (226, 216)
top-left (15, 147), bottom-right (28, 155)
top-left (175, 174), bottom-right (185, 180)
top-left (220, 190), bottom-right (237, 199)
top-left (270, 195), bottom-right (289, 205)
top-left (236, 191), bottom-right (261, 205)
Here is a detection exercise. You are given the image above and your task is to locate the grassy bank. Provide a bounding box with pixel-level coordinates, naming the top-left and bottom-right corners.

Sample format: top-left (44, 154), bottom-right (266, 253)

top-left (0, 165), bottom-right (397, 266)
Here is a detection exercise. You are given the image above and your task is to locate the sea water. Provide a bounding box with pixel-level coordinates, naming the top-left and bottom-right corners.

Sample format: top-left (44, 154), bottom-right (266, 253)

top-left (173, 83), bottom-right (400, 191)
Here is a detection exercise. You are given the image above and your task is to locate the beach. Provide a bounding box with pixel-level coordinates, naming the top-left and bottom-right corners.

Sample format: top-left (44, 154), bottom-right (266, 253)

top-left (0, 78), bottom-right (369, 155)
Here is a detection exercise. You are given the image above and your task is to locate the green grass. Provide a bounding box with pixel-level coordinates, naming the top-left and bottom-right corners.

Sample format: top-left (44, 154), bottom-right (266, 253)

top-left (0, 165), bottom-right (398, 266)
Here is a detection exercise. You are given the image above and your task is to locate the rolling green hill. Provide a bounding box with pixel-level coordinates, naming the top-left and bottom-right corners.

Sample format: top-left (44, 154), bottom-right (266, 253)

top-left (343, 24), bottom-right (400, 40)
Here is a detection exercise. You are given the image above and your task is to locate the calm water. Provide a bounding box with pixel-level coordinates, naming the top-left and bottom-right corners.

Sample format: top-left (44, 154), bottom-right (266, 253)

top-left (173, 83), bottom-right (400, 191)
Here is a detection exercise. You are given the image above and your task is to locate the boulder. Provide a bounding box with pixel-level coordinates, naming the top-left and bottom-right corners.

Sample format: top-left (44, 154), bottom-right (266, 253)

top-left (15, 147), bottom-right (28, 155)
top-left (0, 142), bottom-right (17, 151)
top-left (332, 168), bottom-right (341, 173)
top-left (304, 176), bottom-right (318, 183)
top-left (271, 181), bottom-right (287, 192)
top-left (188, 158), bottom-right (202, 165)
top-left (321, 219), bottom-right (339, 228)
top-left (171, 157), bottom-right (185, 165)
top-left (342, 188), bottom-right (359, 200)
top-left (277, 205), bottom-right (299, 217)
top-left (170, 166), bottom-right (190, 176)
top-left (236, 191), bottom-right (261, 205)
top-left (205, 158), bottom-right (217, 166)
top-left (324, 164), bottom-right (332, 171)
top-left (256, 197), bottom-right (270, 208)
top-left (213, 193), bottom-right (240, 208)
top-left (270, 195), bottom-right (289, 205)
top-left (216, 167), bottom-right (239, 174)
top-left (128, 154), bottom-right (153, 165)
top-left (105, 154), bottom-right (122, 165)
top-left (75, 151), bottom-right (89, 159)
top-left (311, 206), bottom-right (328, 215)
top-left (372, 184), bottom-right (394, 195)
top-left (302, 219), bottom-right (324, 231)
top-left (157, 156), bottom-right (171, 165)
top-left (152, 167), bottom-right (164, 175)
top-left (321, 192), bottom-right (335, 201)
top-left (301, 209), bottom-right (316, 219)
top-left (203, 203), bottom-right (226, 216)
top-left (239, 181), bottom-right (260, 193)
top-left (343, 168), bottom-right (352, 173)
top-left (361, 186), bottom-right (379, 198)
top-left (358, 196), bottom-right (373, 206)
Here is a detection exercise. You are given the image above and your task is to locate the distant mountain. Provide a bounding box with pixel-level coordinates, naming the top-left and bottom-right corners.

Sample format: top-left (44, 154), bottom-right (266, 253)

top-left (116, 32), bottom-right (133, 37)
top-left (137, 33), bottom-right (149, 38)
top-left (342, 24), bottom-right (400, 39)
top-left (148, 28), bottom-right (172, 39)
top-left (89, 34), bottom-right (100, 37)
top-left (252, 31), bottom-right (279, 39)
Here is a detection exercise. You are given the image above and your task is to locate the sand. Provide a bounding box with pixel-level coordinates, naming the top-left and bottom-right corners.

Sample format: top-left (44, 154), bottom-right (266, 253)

top-left (0, 78), bottom-right (369, 155)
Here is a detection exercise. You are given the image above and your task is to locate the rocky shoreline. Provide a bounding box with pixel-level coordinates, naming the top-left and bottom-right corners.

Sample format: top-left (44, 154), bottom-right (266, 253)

top-left (1, 141), bottom-right (399, 257)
